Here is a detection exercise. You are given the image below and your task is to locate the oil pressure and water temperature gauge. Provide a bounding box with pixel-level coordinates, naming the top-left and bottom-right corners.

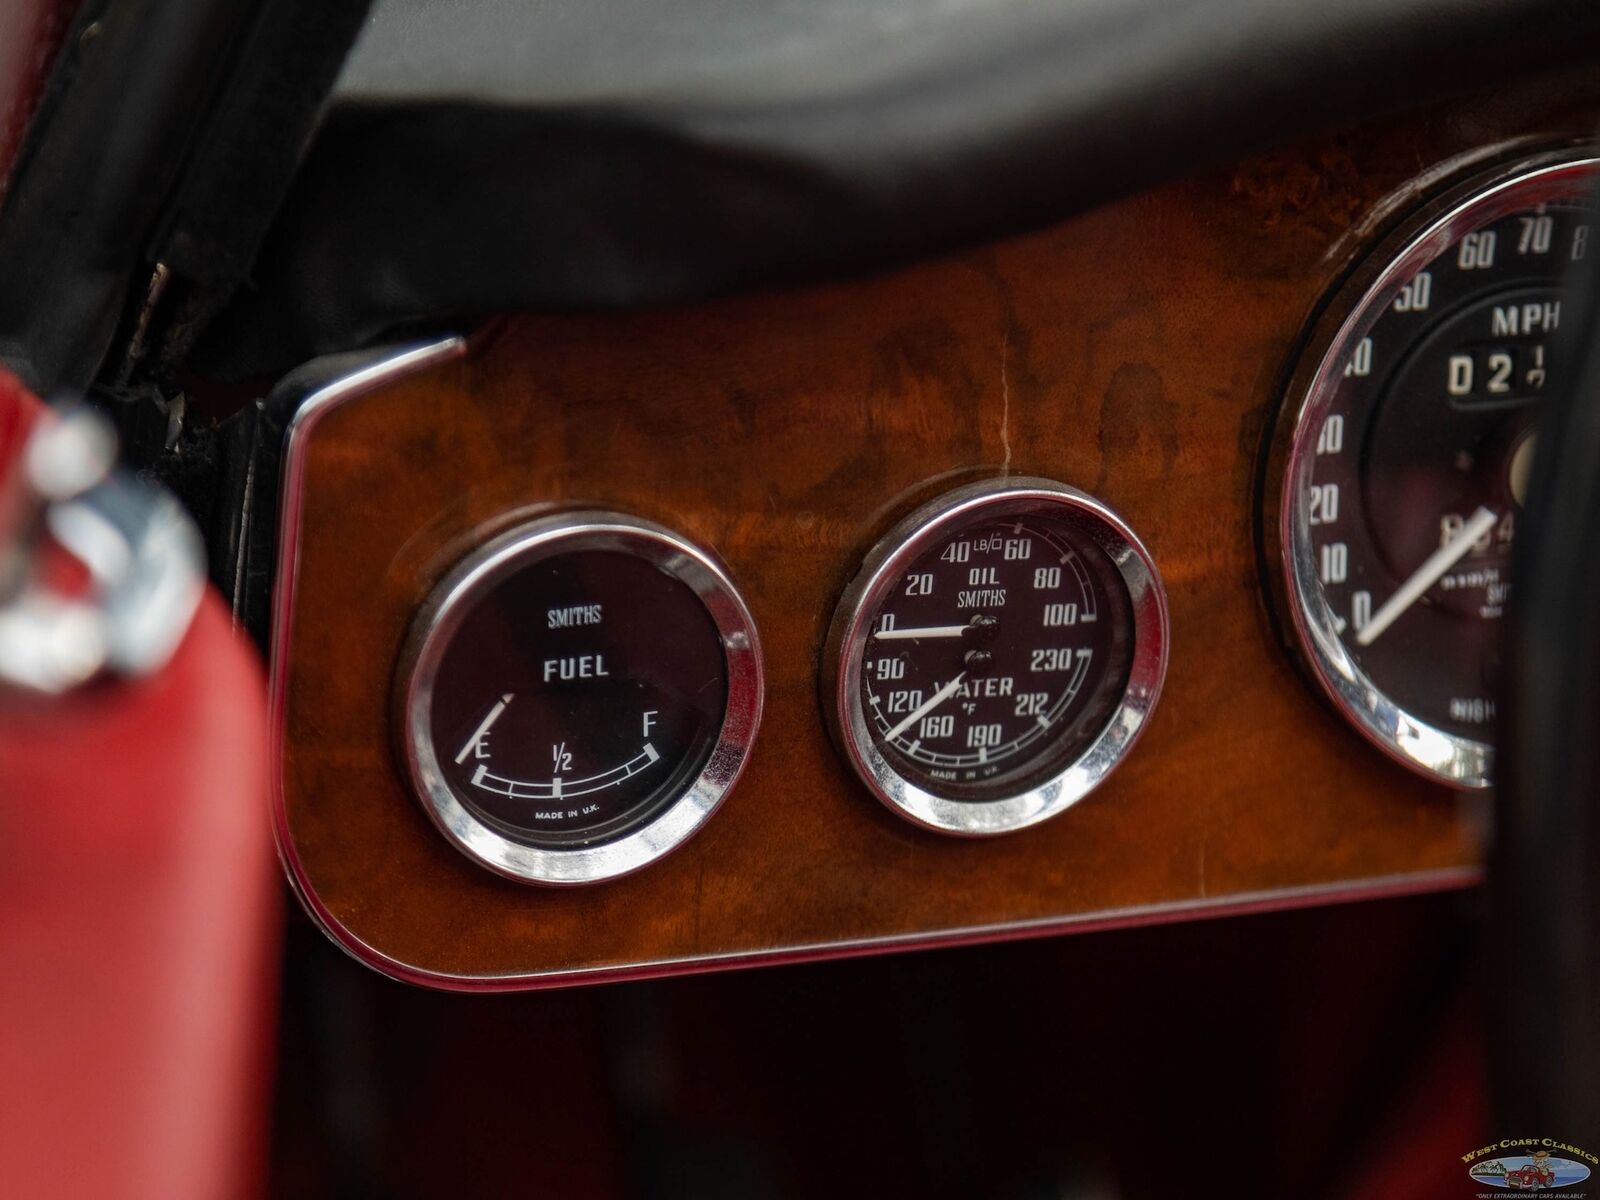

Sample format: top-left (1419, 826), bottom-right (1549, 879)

top-left (396, 512), bottom-right (762, 885)
top-left (826, 478), bottom-right (1170, 835)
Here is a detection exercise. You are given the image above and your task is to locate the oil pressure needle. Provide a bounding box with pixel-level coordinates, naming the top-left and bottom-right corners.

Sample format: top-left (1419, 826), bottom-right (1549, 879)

top-left (1355, 506), bottom-right (1497, 647)
top-left (883, 673), bottom-right (967, 743)
top-left (873, 624), bottom-right (968, 640)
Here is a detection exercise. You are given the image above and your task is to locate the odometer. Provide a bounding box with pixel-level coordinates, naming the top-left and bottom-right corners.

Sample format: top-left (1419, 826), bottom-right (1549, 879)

top-left (1268, 151), bottom-right (1596, 787)
top-left (825, 478), bottom-right (1168, 835)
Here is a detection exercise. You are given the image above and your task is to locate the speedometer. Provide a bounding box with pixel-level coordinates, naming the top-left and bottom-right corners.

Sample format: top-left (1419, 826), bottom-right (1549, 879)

top-left (1266, 150), bottom-right (1596, 788)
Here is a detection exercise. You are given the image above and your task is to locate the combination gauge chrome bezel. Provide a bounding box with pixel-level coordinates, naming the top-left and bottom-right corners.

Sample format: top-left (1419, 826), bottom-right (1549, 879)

top-left (395, 511), bottom-right (763, 886)
top-left (824, 477), bottom-right (1169, 837)
top-left (1265, 148), bottom-right (1599, 790)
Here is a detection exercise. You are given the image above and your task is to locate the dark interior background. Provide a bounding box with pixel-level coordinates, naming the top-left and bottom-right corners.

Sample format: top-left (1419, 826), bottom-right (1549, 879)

top-left (272, 891), bottom-right (1482, 1199)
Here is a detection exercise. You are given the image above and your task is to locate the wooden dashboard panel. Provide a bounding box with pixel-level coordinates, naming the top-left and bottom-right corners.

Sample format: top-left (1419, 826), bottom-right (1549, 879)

top-left (271, 96), bottom-right (1596, 988)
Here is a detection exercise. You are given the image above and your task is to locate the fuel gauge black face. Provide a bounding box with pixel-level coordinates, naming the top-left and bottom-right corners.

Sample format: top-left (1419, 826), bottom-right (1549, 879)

top-left (430, 550), bottom-right (727, 845)
top-left (398, 514), bottom-right (763, 885)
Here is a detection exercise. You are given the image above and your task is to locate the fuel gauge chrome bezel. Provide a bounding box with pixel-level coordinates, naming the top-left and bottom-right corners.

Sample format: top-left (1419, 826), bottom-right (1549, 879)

top-left (396, 511), bottom-right (763, 886)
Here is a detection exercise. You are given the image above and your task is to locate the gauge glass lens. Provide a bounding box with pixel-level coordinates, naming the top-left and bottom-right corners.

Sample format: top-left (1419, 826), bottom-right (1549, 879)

top-left (862, 515), bottom-right (1134, 798)
top-left (1278, 154), bottom-right (1595, 783)
top-left (427, 550), bottom-right (727, 846)
top-left (828, 478), bottom-right (1168, 836)
top-left (399, 513), bottom-right (762, 885)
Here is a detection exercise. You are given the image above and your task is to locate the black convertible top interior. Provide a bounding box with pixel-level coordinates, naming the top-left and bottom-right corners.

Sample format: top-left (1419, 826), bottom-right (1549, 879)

top-left (205, 0), bottom-right (1600, 375)
top-left (4, 0), bottom-right (1600, 393)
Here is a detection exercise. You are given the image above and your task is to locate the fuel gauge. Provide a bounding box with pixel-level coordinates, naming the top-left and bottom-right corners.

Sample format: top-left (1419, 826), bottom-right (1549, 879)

top-left (396, 512), bottom-right (762, 885)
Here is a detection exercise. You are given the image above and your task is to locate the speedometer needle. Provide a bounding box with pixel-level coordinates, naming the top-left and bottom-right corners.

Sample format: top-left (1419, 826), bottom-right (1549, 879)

top-left (884, 673), bottom-right (966, 743)
top-left (1355, 506), bottom-right (1497, 647)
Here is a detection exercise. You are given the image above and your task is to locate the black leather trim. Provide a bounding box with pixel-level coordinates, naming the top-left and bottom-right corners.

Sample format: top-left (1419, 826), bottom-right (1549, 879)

top-left (0, 0), bottom-right (370, 398)
top-left (0, 0), bottom-right (255, 396)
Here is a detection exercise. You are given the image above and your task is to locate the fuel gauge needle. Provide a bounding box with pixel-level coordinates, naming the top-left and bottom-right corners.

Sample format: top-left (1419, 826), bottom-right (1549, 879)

top-left (1355, 507), bottom-right (1497, 647)
top-left (884, 673), bottom-right (966, 743)
top-left (455, 692), bottom-right (514, 763)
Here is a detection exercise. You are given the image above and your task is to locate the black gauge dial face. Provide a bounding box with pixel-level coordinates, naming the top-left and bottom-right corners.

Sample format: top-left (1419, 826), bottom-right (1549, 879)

top-left (1288, 165), bottom-right (1593, 757)
top-left (426, 549), bottom-right (728, 847)
top-left (860, 513), bottom-right (1135, 798)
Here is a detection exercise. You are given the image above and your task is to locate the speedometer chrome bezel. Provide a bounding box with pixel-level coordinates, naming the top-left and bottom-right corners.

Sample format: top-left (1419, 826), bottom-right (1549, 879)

top-left (824, 477), bottom-right (1169, 837)
top-left (1267, 148), bottom-right (1598, 790)
top-left (396, 510), bottom-right (763, 886)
